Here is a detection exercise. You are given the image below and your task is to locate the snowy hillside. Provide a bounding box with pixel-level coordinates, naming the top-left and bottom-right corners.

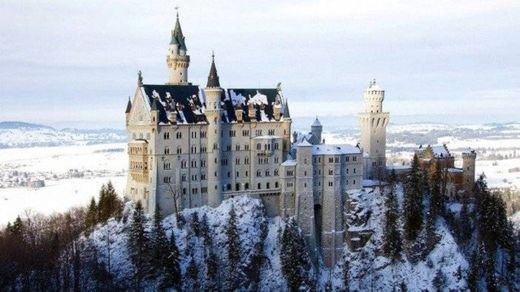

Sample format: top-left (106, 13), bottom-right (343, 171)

top-left (336, 187), bottom-right (468, 291)
top-left (0, 121), bottom-right (125, 148)
top-left (78, 188), bottom-right (482, 290)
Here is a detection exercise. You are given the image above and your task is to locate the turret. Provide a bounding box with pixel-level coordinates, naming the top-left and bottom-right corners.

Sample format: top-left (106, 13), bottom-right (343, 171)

top-left (364, 79), bottom-right (385, 113)
top-left (311, 116), bottom-right (322, 145)
top-left (462, 150), bottom-right (477, 193)
top-left (204, 53), bottom-right (223, 207)
top-left (166, 12), bottom-right (190, 85)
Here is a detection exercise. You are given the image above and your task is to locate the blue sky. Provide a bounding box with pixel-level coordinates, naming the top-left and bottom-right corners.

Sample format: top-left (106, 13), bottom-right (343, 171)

top-left (1, 0), bottom-right (519, 129)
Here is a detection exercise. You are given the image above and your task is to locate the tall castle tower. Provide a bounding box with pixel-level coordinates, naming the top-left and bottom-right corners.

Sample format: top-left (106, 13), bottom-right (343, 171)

top-left (359, 79), bottom-right (389, 180)
top-left (462, 150), bottom-right (477, 193)
top-left (295, 141), bottom-right (318, 262)
top-left (166, 12), bottom-right (190, 85)
top-left (205, 53), bottom-right (223, 207)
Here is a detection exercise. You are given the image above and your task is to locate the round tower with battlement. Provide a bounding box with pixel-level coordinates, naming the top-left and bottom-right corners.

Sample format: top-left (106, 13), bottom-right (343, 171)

top-left (359, 79), bottom-right (389, 180)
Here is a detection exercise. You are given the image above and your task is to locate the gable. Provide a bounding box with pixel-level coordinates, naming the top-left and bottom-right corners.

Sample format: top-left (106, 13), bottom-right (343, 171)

top-left (129, 87), bottom-right (151, 125)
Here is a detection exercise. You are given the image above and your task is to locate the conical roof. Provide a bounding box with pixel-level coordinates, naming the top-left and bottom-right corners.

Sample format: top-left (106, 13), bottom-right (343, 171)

top-left (125, 97), bottom-right (132, 113)
top-left (206, 53), bottom-right (220, 88)
top-left (170, 13), bottom-right (187, 51)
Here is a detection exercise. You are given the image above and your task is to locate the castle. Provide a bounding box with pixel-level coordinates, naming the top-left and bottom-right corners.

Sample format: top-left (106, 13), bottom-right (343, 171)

top-left (124, 13), bottom-right (393, 267)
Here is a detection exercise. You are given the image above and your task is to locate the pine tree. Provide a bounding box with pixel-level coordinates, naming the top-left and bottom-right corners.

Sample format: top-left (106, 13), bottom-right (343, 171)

top-left (187, 256), bottom-right (199, 281)
top-left (127, 201), bottom-right (151, 289)
top-left (225, 204), bottom-right (241, 290)
top-left (430, 161), bottom-right (443, 217)
top-left (206, 250), bottom-right (219, 290)
top-left (85, 197), bottom-right (98, 231)
top-left (459, 197), bottom-right (472, 243)
top-left (150, 206), bottom-right (181, 289)
top-left (280, 218), bottom-right (313, 291)
top-left (162, 232), bottom-right (181, 289)
top-left (432, 269), bottom-right (444, 292)
top-left (98, 181), bottom-right (123, 223)
top-left (200, 213), bottom-right (212, 249)
top-left (97, 184), bottom-right (108, 222)
top-left (383, 183), bottom-right (402, 260)
top-left (191, 212), bottom-right (201, 237)
top-left (342, 258), bottom-right (350, 292)
top-left (403, 154), bottom-right (423, 241)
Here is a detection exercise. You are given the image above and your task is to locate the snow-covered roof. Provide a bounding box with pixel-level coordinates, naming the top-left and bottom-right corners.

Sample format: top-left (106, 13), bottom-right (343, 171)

top-left (252, 135), bottom-right (281, 140)
top-left (298, 140), bottom-right (313, 147)
top-left (312, 117), bottom-right (322, 127)
top-left (367, 79), bottom-right (383, 91)
top-left (138, 84), bottom-right (287, 125)
top-left (281, 159), bottom-right (297, 166)
top-left (312, 144), bottom-right (361, 155)
top-left (416, 144), bottom-right (452, 158)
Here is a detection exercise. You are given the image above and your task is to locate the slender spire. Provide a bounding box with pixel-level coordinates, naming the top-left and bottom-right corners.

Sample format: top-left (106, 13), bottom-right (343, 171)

top-left (283, 99), bottom-right (291, 118)
top-left (206, 51), bottom-right (220, 88)
top-left (125, 96), bottom-right (132, 113)
top-left (170, 8), bottom-right (186, 50)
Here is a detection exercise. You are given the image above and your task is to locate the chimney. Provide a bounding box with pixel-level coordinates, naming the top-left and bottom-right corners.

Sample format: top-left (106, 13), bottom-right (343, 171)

top-left (235, 105), bottom-right (243, 123)
top-left (248, 102), bottom-right (256, 122)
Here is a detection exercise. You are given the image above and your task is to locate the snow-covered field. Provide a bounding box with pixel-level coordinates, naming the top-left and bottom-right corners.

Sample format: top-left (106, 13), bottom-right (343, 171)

top-left (0, 143), bottom-right (127, 226)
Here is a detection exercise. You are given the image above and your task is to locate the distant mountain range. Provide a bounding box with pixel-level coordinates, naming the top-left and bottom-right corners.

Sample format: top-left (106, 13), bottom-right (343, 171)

top-left (0, 121), bottom-right (126, 148)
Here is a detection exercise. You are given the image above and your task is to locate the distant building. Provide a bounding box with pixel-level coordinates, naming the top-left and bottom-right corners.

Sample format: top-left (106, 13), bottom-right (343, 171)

top-left (415, 144), bottom-right (477, 198)
top-left (124, 12), bottom-right (389, 267)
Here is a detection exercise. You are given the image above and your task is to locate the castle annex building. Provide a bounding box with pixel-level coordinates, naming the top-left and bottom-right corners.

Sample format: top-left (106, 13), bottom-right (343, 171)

top-left (124, 13), bottom-right (388, 267)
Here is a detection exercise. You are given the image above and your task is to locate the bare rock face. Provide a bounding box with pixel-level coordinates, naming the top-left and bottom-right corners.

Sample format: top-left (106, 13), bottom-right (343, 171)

top-left (345, 189), bottom-right (375, 250)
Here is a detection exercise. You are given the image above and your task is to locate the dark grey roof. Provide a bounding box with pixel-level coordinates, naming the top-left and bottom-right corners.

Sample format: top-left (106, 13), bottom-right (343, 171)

top-left (125, 97), bottom-right (132, 113)
top-left (170, 15), bottom-right (187, 51)
top-left (142, 84), bottom-right (204, 124)
top-left (206, 56), bottom-right (220, 88)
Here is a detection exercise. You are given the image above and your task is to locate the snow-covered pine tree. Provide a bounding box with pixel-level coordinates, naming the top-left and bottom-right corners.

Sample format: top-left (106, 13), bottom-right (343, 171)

top-left (280, 218), bottom-right (313, 291)
top-left (432, 269), bottom-right (445, 292)
top-left (403, 154), bottom-right (423, 241)
top-left (163, 232), bottom-right (181, 289)
top-left (191, 212), bottom-right (201, 237)
top-left (200, 213), bottom-right (212, 249)
top-left (225, 204), bottom-right (241, 290)
top-left (150, 207), bottom-right (180, 289)
top-left (126, 201), bottom-right (151, 289)
top-left (382, 181), bottom-right (402, 260)
top-left (205, 250), bottom-right (219, 290)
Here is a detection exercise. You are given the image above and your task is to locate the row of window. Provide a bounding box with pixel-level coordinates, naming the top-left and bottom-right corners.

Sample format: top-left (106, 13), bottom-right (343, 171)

top-left (165, 142), bottom-right (279, 155)
top-left (163, 128), bottom-right (286, 141)
top-left (314, 155), bottom-right (358, 164)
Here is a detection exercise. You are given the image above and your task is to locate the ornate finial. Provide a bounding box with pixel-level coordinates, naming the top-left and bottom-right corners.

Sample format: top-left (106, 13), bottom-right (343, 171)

top-left (175, 5), bottom-right (180, 18)
top-left (137, 70), bottom-right (143, 86)
top-left (372, 78), bottom-right (376, 85)
top-left (211, 50), bottom-right (215, 61)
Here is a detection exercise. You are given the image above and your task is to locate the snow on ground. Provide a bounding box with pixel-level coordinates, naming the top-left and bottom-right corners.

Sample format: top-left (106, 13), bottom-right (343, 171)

top-left (0, 143), bottom-right (127, 226)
